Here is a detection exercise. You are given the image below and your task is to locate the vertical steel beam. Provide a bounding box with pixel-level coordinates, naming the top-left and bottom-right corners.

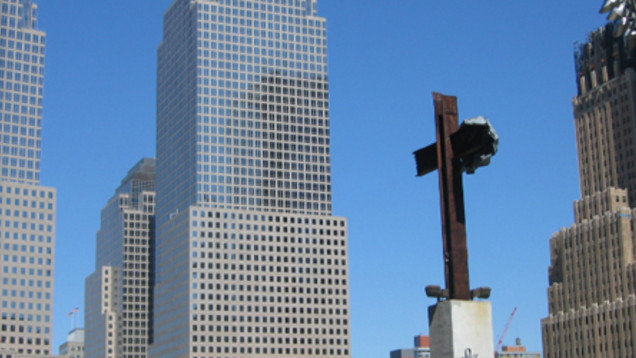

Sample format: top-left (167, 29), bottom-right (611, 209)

top-left (433, 92), bottom-right (471, 300)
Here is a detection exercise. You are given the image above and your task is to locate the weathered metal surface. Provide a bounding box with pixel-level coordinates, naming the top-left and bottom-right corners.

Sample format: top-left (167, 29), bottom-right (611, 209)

top-left (453, 116), bottom-right (498, 174)
top-left (414, 93), bottom-right (498, 301)
top-left (414, 116), bottom-right (498, 176)
top-left (433, 93), bottom-right (471, 301)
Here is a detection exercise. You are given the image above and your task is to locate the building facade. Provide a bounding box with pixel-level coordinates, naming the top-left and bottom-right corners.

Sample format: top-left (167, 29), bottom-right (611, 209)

top-left (150, 0), bottom-right (350, 357)
top-left (572, 24), bottom-right (636, 204)
top-left (0, 0), bottom-right (56, 357)
top-left (542, 23), bottom-right (636, 358)
top-left (58, 328), bottom-right (84, 358)
top-left (84, 159), bottom-right (155, 358)
top-left (389, 335), bottom-right (431, 358)
top-left (496, 338), bottom-right (540, 358)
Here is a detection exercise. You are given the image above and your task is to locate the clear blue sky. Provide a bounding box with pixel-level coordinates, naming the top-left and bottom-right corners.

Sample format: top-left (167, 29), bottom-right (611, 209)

top-left (37, 0), bottom-right (605, 356)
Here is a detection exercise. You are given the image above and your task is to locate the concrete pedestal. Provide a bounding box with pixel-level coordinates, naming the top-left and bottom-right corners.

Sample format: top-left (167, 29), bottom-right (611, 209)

top-left (428, 300), bottom-right (494, 358)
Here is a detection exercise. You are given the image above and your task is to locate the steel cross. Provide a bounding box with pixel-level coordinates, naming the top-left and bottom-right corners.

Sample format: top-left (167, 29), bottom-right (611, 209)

top-left (414, 93), bottom-right (490, 300)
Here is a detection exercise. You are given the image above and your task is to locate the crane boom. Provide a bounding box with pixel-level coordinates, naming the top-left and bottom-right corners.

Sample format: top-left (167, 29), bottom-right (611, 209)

top-left (495, 307), bottom-right (518, 354)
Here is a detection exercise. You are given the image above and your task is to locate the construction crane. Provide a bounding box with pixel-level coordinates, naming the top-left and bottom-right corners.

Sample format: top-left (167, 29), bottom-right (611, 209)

top-left (494, 307), bottom-right (518, 355)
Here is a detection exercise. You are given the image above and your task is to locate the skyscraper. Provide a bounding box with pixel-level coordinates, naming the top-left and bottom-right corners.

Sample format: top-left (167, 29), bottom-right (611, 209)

top-left (0, 0), bottom-right (56, 357)
top-left (84, 158), bottom-right (155, 358)
top-left (542, 23), bottom-right (636, 357)
top-left (151, 0), bottom-right (350, 357)
top-left (572, 24), bottom-right (636, 204)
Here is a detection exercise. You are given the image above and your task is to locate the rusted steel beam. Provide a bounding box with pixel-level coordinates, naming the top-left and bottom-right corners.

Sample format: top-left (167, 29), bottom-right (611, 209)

top-left (433, 92), bottom-right (471, 300)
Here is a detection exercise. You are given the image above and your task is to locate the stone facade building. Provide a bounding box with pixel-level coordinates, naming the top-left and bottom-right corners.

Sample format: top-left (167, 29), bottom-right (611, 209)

top-left (149, 0), bottom-right (350, 357)
top-left (542, 23), bottom-right (636, 358)
top-left (58, 329), bottom-right (84, 358)
top-left (84, 159), bottom-right (155, 358)
top-left (0, 1), bottom-right (56, 356)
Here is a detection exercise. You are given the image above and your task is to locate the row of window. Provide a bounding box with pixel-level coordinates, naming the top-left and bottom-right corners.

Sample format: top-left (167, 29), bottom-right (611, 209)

top-left (1, 286), bottom-right (50, 299)
top-left (0, 46), bottom-right (44, 65)
top-left (1, 112), bottom-right (40, 127)
top-left (0, 36), bottom-right (44, 53)
top-left (0, 253), bottom-right (51, 267)
top-left (199, 0), bottom-right (324, 19)
top-left (0, 185), bottom-right (51, 197)
top-left (192, 345), bottom-right (348, 356)
top-left (193, 209), bottom-right (344, 225)
top-left (0, 335), bottom-right (49, 345)
top-left (2, 239), bottom-right (51, 250)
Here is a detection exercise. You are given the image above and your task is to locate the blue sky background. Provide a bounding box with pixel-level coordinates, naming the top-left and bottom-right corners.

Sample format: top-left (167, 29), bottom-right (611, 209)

top-left (35, 0), bottom-right (607, 356)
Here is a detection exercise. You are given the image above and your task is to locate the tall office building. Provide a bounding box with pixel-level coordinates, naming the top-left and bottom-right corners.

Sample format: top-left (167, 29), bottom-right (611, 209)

top-left (151, 0), bottom-right (350, 357)
top-left (542, 23), bottom-right (636, 357)
top-left (0, 0), bottom-right (56, 357)
top-left (84, 159), bottom-right (155, 358)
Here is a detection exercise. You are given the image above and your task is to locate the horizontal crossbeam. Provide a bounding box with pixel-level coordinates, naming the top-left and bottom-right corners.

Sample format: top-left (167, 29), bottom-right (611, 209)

top-left (413, 120), bottom-right (495, 177)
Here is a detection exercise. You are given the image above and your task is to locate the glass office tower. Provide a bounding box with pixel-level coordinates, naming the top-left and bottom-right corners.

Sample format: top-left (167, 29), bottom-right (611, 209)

top-left (0, 0), bottom-right (56, 357)
top-left (151, 0), bottom-right (350, 357)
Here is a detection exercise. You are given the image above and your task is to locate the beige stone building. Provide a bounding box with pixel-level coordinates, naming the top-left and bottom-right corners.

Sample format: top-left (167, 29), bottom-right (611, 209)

top-left (84, 159), bottom-right (155, 358)
top-left (0, 1), bottom-right (56, 357)
top-left (542, 23), bottom-right (636, 357)
top-left (150, 0), bottom-right (350, 357)
top-left (58, 329), bottom-right (84, 358)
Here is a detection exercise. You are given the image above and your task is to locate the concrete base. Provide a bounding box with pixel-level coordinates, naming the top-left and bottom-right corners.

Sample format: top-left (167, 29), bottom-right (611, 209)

top-left (428, 300), bottom-right (494, 358)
